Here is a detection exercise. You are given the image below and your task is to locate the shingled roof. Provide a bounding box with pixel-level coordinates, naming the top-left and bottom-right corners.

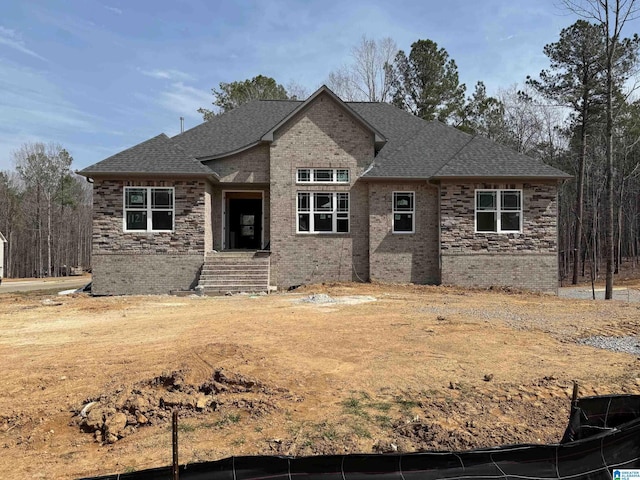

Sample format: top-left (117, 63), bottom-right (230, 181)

top-left (79, 87), bottom-right (570, 180)
top-left (172, 100), bottom-right (300, 159)
top-left (78, 134), bottom-right (212, 176)
top-left (431, 135), bottom-right (570, 178)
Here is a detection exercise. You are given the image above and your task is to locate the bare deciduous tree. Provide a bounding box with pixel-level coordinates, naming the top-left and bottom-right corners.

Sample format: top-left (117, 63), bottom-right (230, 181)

top-left (12, 142), bottom-right (81, 277)
top-left (327, 36), bottom-right (397, 102)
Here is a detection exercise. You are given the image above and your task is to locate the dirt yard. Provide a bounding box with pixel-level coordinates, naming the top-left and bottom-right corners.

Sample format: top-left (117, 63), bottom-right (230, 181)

top-left (1, 283), bottom-right (640, 479)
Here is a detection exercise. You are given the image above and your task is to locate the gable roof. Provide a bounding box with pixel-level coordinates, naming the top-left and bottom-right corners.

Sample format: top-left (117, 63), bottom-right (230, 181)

top-left (260, 86), bottom-right (386, 145)
top-left (79, 87), bottom-right (570, 180)
top-left (78, 134), bottom-right (213, 177)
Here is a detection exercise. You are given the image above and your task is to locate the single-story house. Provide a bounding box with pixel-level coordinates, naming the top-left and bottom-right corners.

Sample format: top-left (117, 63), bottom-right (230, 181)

top-left (78, 85), bottom-right (570, 295)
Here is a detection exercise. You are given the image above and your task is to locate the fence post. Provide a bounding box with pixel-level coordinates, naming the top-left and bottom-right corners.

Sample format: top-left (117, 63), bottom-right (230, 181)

top-left (172, 410), bottom-right (179, 480)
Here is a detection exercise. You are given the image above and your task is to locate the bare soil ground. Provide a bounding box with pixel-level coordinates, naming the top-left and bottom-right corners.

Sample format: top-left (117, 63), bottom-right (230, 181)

top-left (1, 283), bottom-right (640, 479)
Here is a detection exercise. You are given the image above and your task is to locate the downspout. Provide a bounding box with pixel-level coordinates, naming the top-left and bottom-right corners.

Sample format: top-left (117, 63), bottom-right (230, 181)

top-left (429, 179), bottom-right (442, 284)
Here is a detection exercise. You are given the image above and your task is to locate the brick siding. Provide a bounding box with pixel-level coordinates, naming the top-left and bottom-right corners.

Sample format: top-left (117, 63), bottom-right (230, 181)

top-left (203, 144), bottom-right (269, 183)
top-left (269, 92), bottom-right (373, 287)
top-left (92, 254), bottom-right (202, 295)
top-left (368, 182), bottom-right (439, 284)
top-left (441, 253), bottom-right (558, 293)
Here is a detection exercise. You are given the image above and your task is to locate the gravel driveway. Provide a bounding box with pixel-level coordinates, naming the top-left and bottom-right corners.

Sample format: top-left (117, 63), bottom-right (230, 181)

top-left (558, 285), bottom-right (640, 302)
top-left (558, 285), bottom-right (640, 356)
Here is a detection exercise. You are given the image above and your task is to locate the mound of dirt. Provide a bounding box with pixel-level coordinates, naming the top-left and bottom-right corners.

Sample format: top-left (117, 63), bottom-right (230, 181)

top-left (73, 369), bottom-right (298, 444)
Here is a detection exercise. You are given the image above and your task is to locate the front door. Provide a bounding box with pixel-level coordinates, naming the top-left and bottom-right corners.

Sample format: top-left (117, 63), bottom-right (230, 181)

top-left (228, 197), bottom-right (262, 250)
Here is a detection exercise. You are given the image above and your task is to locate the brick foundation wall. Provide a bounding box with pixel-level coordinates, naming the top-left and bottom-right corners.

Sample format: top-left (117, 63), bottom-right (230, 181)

top-left (92, 254), bottom-right (203, 295)
top-left (441, 253), bottom-right (558, 293)
top-left (439, 181), bottom-right (559, 292)
top-left (269, 92), bottom-right (373, 287)
top-left (369, 182), bottom-right (439, 284)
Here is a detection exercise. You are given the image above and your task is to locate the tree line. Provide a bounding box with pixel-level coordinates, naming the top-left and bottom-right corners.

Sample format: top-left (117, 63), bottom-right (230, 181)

top-left (0, 143), bottom-right (92, 279)
top-left (198, 1), bottom-right (640, 298)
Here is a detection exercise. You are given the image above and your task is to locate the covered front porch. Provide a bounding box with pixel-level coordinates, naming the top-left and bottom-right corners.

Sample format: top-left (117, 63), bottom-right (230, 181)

top-left (205, 184), bottom-right (271, 252)
top-left (199, 183), bottom-right (271, 294)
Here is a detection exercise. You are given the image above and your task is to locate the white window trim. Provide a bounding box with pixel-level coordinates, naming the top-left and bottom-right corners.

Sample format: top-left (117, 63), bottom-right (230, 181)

top-left (296, 168), bottom-right (350, 184)
top-left (123, 186), bottom-right (175, 233)
top-left (392, 191), bottom-right (415, 234)
top-left (296, 191), bottom-right (350, 234)
top-left (474, 189), bottom-right (523, 234)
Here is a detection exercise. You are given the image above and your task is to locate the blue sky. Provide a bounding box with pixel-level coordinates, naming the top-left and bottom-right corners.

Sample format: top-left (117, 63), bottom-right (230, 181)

top-left (1, 0), bottom-right (638, 172)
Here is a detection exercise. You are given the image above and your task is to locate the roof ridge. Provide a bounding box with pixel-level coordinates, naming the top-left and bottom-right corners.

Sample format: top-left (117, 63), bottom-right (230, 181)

top-left (261, 85), bottom-right (386, 144)
top-left (432, 133), bottom-right (478, 177)
top-left (257, 99), bottom-right (303, 103)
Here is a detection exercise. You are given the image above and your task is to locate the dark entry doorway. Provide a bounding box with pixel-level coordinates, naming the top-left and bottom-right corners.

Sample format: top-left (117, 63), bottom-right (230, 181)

top-left (225, 193), bottom-right (262, 250)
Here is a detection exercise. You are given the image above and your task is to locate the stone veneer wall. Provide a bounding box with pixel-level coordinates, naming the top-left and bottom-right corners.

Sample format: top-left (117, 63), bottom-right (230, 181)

top-left (269, 92), bottom-right (373, 287)
top-left (369, 182), bottom-right (439, 284)
top-left (91, 178), bottom-right (206, 295)
top-left (439, 181), bottom-right (559, 292)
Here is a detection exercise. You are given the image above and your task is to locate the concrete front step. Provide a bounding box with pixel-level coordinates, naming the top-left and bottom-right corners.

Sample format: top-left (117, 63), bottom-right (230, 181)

top-left (201, 288), bottom-right (268, 295)
top-left (200, 272), bottom-right (269, 277)
top-left (200, 278), bottom-right (267, 284)
top-left (201, 272), bottom-right (268, 278)
top-left (199, 285), bottom-right (269, 293)
top-left (197, 251), bottom-right (270, 295)
top-left (203, 261), bottom-right (269, 266)
top-left (202, 264), bottom-right (268, 270)
top-left (200, 276), bottom-right (268, 282)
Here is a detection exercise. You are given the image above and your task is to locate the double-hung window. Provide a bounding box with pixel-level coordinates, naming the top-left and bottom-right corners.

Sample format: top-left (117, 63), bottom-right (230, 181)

top-left (393, 192), bottom-right (415, 233)
top-left (124, 187), bottom-right (174, 232)
top-left (297, 168), bottom-right (350, 184)
top-left (297, 192), bottom-right (349, 233)
top-left (475, 189), bottom-right (522, 233)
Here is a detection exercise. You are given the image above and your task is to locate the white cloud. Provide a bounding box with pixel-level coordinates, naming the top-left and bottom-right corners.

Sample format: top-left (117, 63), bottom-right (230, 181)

top-left (156, 82), bottom-right (211, 120)
top-left (138, 68), bottom-right (195, 81)
top-left (0, 26), bottom-right (47, 61)
top-left (104, 5), bottom-right (123, 15)
top-left (0, 60), bottom-right (117, 171)
top-left (0, 61), bottom-right (97, 132)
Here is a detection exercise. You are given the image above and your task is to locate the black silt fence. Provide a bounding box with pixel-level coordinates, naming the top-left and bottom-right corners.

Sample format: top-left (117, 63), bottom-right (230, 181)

top-left (79, 394), bottom-right (640, 480)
